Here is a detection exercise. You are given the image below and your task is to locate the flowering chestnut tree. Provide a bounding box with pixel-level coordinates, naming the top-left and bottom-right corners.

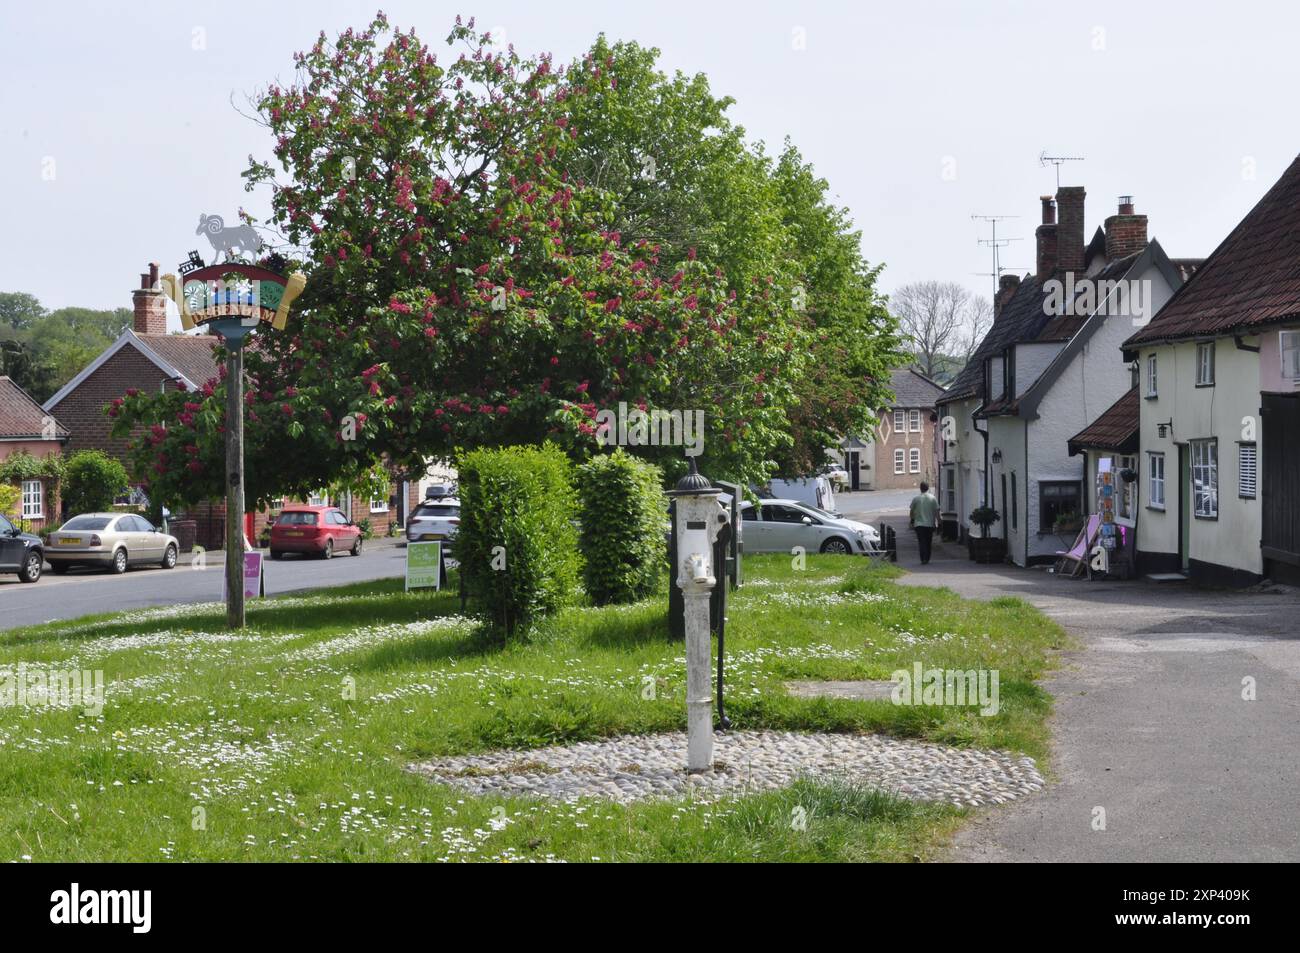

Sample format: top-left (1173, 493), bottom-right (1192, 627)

top-left (113, 15), bottom-right (885, 508)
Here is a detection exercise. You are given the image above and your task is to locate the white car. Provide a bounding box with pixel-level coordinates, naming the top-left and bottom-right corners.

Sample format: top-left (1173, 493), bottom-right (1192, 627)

top-left (406, 498), bottom-right (460, 546)
top-left (818, 464), bottom-right (850, 491)
top-left (739, 499), bottom-right (879, 555)
top-left (765, 476), bottom-right (840, 516)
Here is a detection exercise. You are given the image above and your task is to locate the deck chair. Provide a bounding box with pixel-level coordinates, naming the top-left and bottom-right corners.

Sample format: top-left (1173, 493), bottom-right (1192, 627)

top-left (1054, 514), bottom-right (1100, 577)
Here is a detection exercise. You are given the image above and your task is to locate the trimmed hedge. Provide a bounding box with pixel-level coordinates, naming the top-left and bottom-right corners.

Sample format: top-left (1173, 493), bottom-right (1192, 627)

top-left (62, 450), bottom-right (128, 516)
top-left (577, 450), bottom-right (667, 605)
top-left (457, 444), bottom-right (582, 636)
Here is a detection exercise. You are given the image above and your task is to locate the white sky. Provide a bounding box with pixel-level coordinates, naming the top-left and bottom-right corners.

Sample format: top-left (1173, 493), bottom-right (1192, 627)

top-left (2, 0), bottom-right (1297, 323)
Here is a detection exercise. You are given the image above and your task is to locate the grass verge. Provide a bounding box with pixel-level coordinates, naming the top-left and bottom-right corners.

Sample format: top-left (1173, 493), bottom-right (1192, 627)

top-left (0, 555), bottom-right (1068, 861)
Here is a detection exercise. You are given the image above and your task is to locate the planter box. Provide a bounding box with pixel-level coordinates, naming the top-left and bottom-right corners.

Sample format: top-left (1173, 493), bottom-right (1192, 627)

top-left (968, 536), bottom-right (1006, 564)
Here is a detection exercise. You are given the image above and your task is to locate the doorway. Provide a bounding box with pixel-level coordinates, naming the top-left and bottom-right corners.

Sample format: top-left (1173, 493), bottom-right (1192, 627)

top-left (1178, 444), bottom-right (1190, 571)
top-left (848, 452), bottom-right (861, 490)
top-left (1000, 473), bottom-right (1008, 543)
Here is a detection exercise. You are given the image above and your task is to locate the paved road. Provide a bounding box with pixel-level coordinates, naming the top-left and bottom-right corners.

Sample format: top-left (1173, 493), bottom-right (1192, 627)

top-left (0, 538), bottom-right (412, 631)
top-left (881, 520), bottom-right (1300, 862)
top-left (836, 488), bottom-right (916, 520)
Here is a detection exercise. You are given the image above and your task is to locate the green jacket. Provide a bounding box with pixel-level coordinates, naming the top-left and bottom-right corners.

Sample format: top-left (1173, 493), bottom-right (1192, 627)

top-left (909, 492), bottom-right (940, 529)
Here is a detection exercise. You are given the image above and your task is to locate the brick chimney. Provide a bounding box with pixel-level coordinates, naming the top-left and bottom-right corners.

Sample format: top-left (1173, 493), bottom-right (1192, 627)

top-left (995, 273), bottom-right (1021, 317)
top-left (132, 262), bottom-right (166, 335)
top-left (1104, 195), bottom-right (1148, 261)
top-left (1035, 196), bottom-right (1058, 281)
top-left (1055, 186), bottom-right (1086, 275)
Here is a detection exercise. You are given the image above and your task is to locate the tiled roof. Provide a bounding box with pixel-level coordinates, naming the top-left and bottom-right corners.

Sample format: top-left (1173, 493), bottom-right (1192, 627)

top-left (136, 333), bottom-right (221, 388)
top-left (0, 376), bottom-right (68, 439)
top-left (1036, 252), bottom-right (1142, 342)
top-left (1067, 386), bottom-right (1139, 455)
top-left (939, 275), bottom-right (1052, 404)
top-left (887, 367), bottom-right (945, 407)
top-left (1126, 154), bottom-right (1300, 346)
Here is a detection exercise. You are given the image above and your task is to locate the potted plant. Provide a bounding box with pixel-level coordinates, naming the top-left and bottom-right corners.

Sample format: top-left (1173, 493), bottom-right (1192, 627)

top-left (967, 505), bottom-right (1006, 563)
top-left (1052, 510), bottom-right (1082, 535)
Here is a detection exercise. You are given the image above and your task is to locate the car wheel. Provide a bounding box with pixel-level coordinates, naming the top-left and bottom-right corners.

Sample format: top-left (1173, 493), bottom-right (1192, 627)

top-left (321, 539), bottom-right (334, 560)
top-left (50, 563), bottom-right (70, 575)
top-left (161, 544), bottom-right (178, 569)
top-left (111, 548), bottom-right (128, 574)
top-left (820, 536), bottom-right (852, 555)
top-left (270, 550), bottom-right (283, 561)
top-left (350, 537), bottom-right (363, 557)
top-left (20, 551), bottom-right (42, 583)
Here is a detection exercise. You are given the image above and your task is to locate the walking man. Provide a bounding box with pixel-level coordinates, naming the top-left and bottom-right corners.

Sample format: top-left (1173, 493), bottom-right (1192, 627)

top-left (909, 481), bottom-right (940, 565)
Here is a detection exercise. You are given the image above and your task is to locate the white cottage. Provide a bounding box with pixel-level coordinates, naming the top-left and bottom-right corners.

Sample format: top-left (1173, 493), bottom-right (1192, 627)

top-left (940, 187), bottom-right (1194, 565)
top-left (1121, 154), bottom-right (1300, 586)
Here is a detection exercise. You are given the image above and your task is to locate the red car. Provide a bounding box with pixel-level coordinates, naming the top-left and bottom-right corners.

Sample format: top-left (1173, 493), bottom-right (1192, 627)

top-left (269, 505), bottom-right (363, 560)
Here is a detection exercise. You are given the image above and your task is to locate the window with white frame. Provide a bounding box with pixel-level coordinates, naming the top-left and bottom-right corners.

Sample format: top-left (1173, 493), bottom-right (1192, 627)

top-left (893, 448), bottom-right (905, 474)
top-left (908, 409), bottom-right (921, 432)
top-left (1146, 354), bottom-right (1158, 396)
top-left (1196, 342), bottom-right (1215, 386)
top-left (909, 447), bottom-right (921, 473)
top-left (307, 490), bottom-right (328, 506)
top-left (370, 485), bottom-right (390, 513)
top-left (21, 480), bottom-right (42, 519)
top-left (1280, 330), bottom-right (1300, 382)
top-left (893, 409), bottom-right (905, 432)
top-left (1238, 443), bottom-right (1257, 499)
top-left (942, 464), bottom-right (956, 512)
top-left (1148, 452), bottom-right (1165, 509)
top-left (1191, 439), bottom-right (1218, 517)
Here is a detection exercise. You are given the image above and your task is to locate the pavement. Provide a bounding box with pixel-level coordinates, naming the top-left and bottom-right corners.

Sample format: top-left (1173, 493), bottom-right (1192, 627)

top-left (874, 517), bottom-right (1300, 862)
top-left (0, 536), bottom-right (412, 631)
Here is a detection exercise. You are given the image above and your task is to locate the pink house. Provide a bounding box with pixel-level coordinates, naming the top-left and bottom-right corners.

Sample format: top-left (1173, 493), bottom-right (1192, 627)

top-left (0, 376), bottom-right (70, 531)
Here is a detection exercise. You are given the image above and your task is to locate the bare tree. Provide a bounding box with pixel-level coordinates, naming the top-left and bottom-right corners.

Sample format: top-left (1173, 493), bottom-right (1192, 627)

top-left (955, 294), bottom-right (993, 365)
top-left (890, 281), bottom-right (971, 379)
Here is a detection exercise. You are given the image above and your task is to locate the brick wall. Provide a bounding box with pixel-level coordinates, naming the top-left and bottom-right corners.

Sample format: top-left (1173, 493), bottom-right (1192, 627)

top-left (52, 344), bottom-right (175, 465)
top-left (873, 408), bottom-right (939, 489)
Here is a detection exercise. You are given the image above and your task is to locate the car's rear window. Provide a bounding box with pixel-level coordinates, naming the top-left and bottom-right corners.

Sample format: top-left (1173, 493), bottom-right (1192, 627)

top-left (416, 505), bottom-right (459, 518)
top-left (277, 511), bottom-right (319, 526)
top-left (62, 516), bottom-right (112, 531)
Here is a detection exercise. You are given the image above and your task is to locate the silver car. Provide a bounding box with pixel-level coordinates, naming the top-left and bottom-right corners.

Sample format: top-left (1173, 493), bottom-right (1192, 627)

top-left (45, 513), bottom-right (180, 574)
top-left (739, 499), bottom-right (879, 555)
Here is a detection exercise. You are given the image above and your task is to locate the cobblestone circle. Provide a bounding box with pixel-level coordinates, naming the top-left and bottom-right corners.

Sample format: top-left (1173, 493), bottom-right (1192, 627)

top-left (409, 730), bottom-right (1044, 806)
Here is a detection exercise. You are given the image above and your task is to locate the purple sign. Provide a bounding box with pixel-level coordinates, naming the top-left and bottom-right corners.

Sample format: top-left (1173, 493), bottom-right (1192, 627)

top-left (224, 551), bottom-right (265, 600)
top-left (243, 551), bottom-right (263, 598)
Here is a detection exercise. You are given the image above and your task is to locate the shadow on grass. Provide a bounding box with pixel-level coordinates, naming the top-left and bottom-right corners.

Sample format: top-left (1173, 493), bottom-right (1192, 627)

top-left (567, 604), bottom-right (675, 650)
top-left (355, 624), bottom-right (499, 672)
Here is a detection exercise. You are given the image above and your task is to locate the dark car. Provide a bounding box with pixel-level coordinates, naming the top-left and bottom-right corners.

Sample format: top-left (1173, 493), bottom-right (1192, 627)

top-left (0, 512), bottom-right (44, 582)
